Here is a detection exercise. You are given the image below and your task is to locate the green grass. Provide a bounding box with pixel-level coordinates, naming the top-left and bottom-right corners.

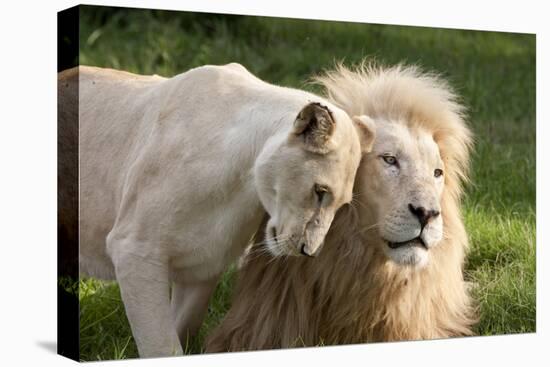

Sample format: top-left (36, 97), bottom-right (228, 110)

top-left (75, 6), bottom-right (536, 360)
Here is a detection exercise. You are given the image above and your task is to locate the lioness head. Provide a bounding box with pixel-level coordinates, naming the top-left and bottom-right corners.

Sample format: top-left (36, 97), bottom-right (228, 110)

top-left (255, 102), bottom-right (375, 257)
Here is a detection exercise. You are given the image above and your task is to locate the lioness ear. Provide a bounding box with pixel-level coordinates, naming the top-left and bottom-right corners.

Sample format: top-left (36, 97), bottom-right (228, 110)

top-left (352, 115), bottom-right (376, 154)
top-left (292, 102), bottom-right (335, 154)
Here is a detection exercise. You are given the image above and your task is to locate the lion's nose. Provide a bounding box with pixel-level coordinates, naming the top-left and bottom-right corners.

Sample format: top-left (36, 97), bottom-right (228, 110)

top-left (408, 204), bottom-right (440, 228)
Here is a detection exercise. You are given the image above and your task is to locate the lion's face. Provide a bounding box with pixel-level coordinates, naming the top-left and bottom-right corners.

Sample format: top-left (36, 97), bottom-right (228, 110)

top-left (358, 119), bottom-right (445, 267)
top-left (255, 103), bottom-right (375, 258)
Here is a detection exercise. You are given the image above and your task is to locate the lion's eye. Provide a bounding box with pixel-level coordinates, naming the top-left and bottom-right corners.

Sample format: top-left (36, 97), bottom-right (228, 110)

top-left (382, 155), bottom-right (398, 166)
top-left (434, 168), bottom-right (443, 178)
top-left (314, 184), bottom-right (329, 203)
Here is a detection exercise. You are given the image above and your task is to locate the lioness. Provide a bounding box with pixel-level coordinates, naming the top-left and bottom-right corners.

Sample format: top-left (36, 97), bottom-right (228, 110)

top-left (59, 63), bottom-right (375, 357)
top-left (206, 63), bottom-right (475, 351)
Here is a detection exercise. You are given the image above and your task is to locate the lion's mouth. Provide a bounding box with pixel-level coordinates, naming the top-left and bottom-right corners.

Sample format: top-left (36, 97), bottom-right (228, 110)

top-left (386, 237), bottom-right (428, 250)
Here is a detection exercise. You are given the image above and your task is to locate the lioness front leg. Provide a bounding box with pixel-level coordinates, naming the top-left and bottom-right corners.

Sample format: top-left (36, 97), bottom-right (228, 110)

top-left (110, 241), bottom-right (183, 358)
top-left (170, 277), bottom-right (219, 349)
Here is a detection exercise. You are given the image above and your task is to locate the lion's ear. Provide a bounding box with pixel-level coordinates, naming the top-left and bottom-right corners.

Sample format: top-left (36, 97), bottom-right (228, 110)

top-left (352, 115), bottom-right (376, 154)
top-left (292, 102), bottom-right (335, 154)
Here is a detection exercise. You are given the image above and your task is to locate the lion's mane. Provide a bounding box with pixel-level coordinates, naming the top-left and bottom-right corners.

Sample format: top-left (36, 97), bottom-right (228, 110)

top-left (206, 62), bottom-right (476, 351)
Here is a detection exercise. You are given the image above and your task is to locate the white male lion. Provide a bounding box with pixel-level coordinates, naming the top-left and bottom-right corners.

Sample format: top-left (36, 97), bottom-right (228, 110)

top-left (206, 62), bottom-right (476, 352)
top-left (59, 63), bottom-right (375, 357)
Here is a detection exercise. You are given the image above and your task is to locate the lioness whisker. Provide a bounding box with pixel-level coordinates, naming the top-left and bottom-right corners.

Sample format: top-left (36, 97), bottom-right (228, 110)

top-left (353, 222), bottom-right (382, 236)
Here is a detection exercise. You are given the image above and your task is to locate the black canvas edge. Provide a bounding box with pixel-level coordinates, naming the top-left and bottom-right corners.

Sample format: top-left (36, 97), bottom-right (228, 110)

top-left (57, 4), bottom-right (80, 362)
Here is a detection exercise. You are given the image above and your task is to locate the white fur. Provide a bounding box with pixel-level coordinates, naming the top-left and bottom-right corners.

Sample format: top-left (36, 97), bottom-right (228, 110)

top-left (358, 119), bottom-right (444, 268)
top-left (77, 63), bottom-right (371, 357)
top-left (316, 62), bottom-right (472, 269)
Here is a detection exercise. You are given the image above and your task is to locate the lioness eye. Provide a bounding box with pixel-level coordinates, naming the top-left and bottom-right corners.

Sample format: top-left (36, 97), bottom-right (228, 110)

top-left (382, 155), bottom-right (397, 166)
top-left (434, 168), bottom-right (443, 177)
top-left (314, 184), bottom-right (329, 203)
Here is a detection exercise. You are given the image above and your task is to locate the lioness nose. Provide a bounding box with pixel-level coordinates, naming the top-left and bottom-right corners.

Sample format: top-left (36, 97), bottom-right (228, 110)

top-left (300, 243), bottom-right (315, 257)
top-left (408, 204), bottom-right (440, 228)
